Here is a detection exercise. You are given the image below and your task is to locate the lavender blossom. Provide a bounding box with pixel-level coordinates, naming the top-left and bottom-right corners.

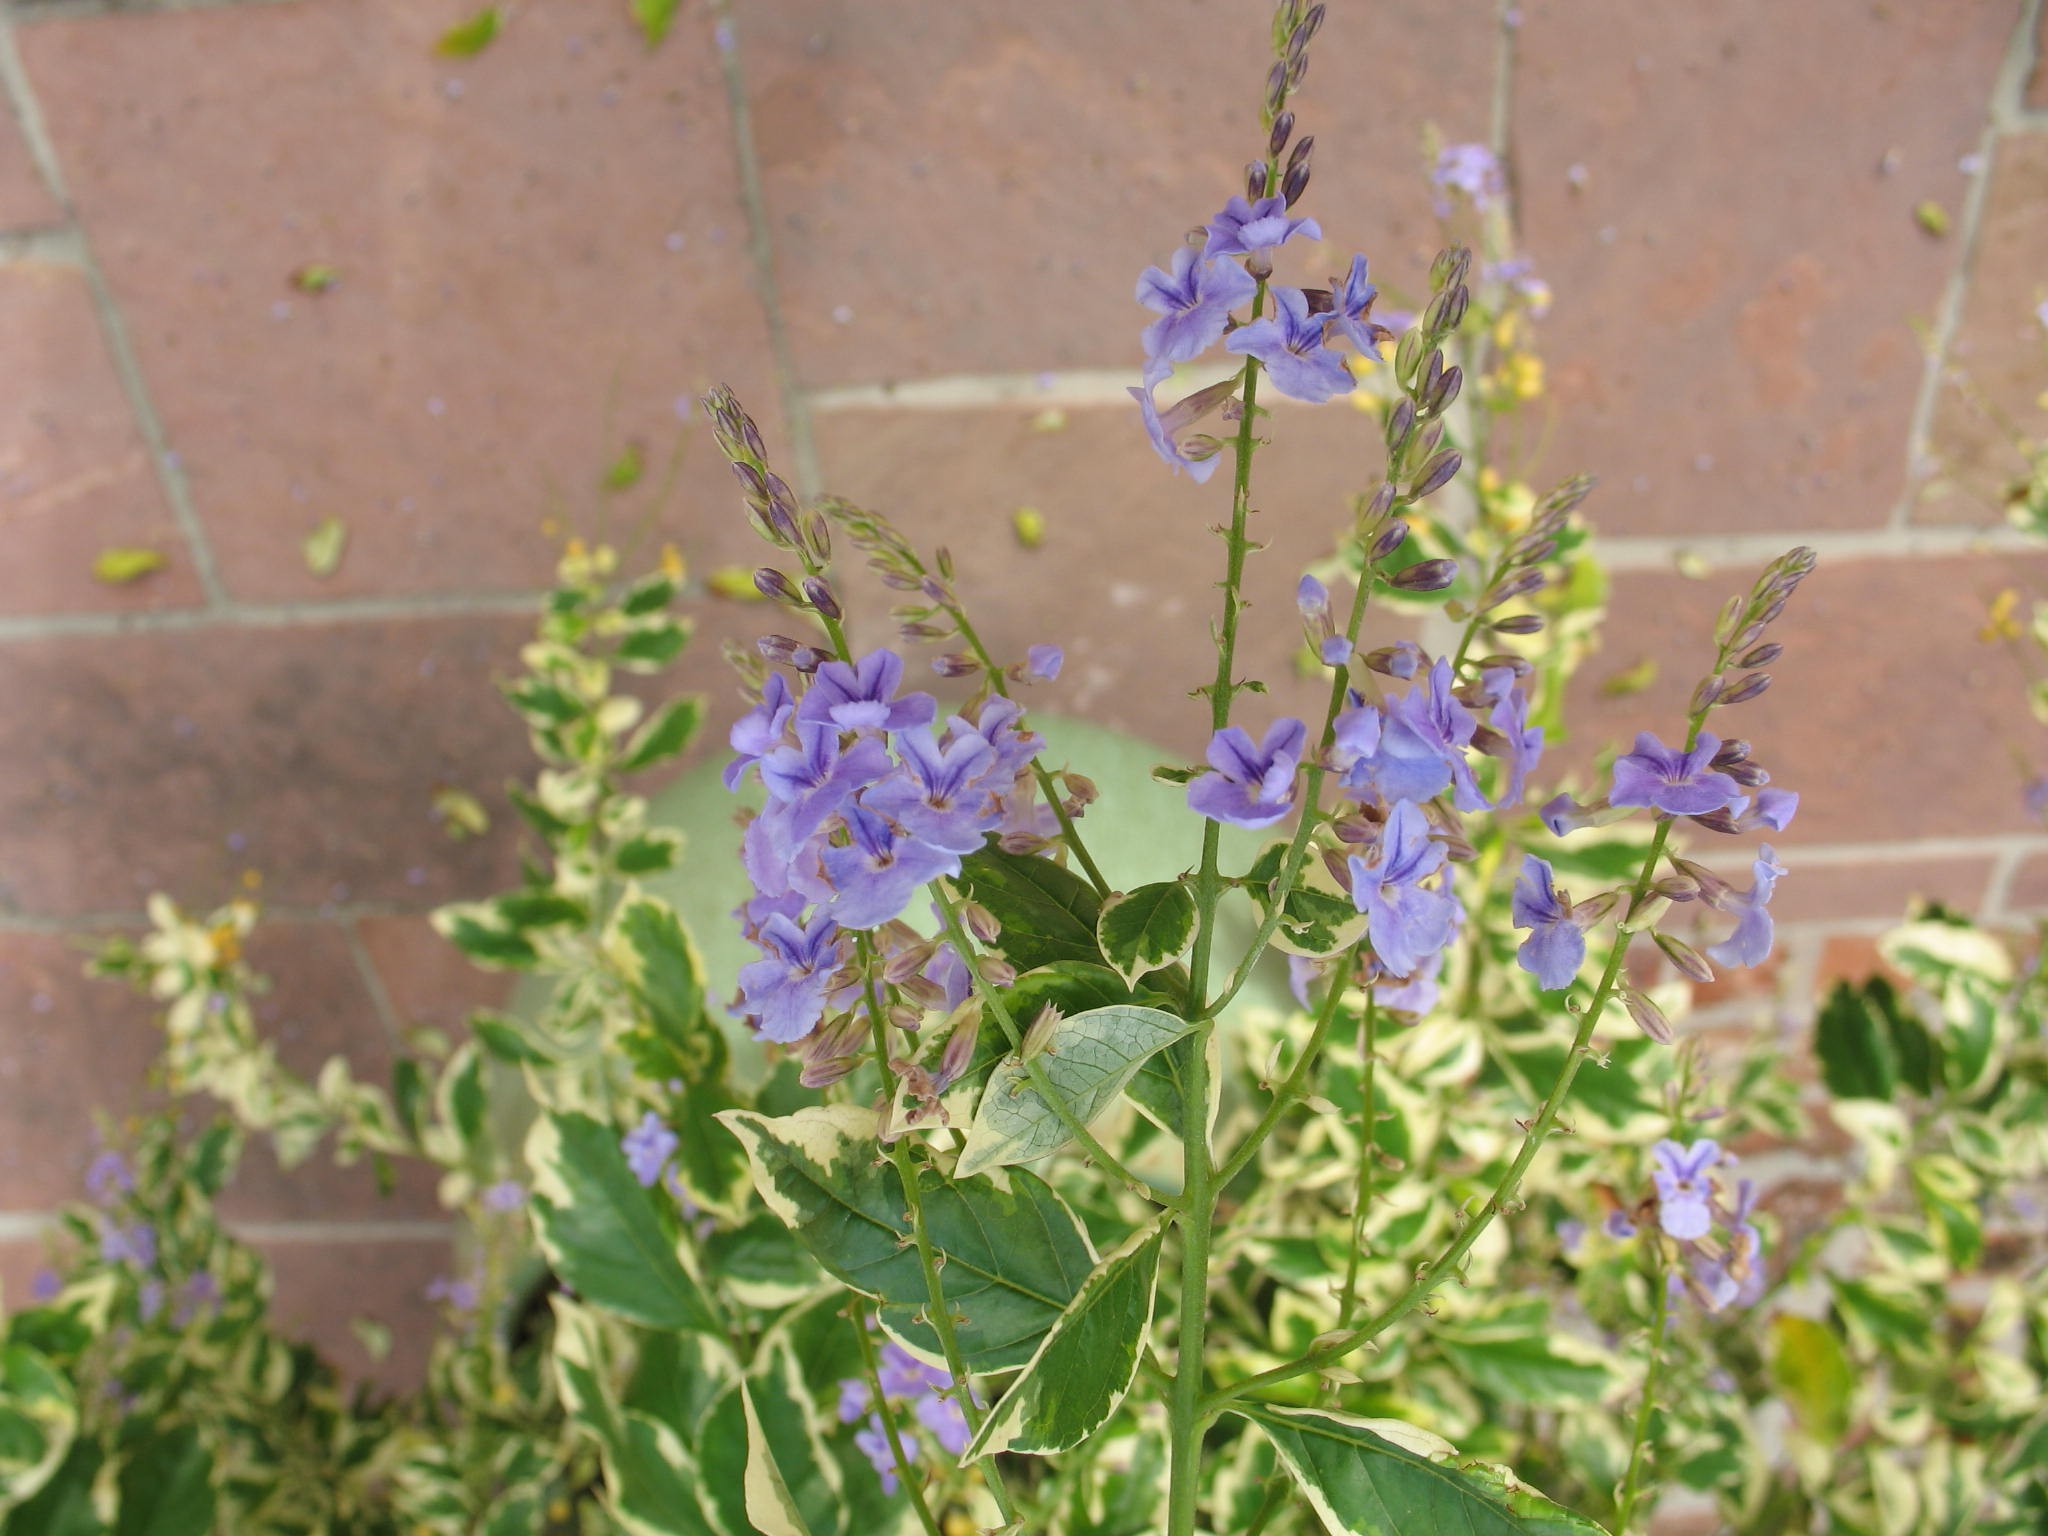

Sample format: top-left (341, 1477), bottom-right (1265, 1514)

top-left (1343, 658), bottom-right (1482, 809)
top-left (1136, 244), bottom-right (1258, 377)
top-left (1511, 855), bottom-right (1585, 991)
top-left (796, 650), bottom-right (938, 734)
top-left (1432, 143), bottom-right (1505, 214)
top-left (1609, 731), bottom-right (1743, 818)
top-left (1026, 644), bottom-right (1063, 681)
top-left (723, 671), bottom-right (796, 790)
top-left (1187, 718), bottom-right (1309, 829)
top-left (1651, 1139), bottom-right (1721, 1241)
top-left (1348, 800), bottom-right (1461, 979)
top-left (861, 728), bottom-right (1000, 855)
top-left (737, 912), bottom-right (845, 1043)
top-left (1201, 194), bottom-right (1321, 264)
top-left (820, 804), bottom-right (961, 930)
top-left (480, 1179), bottom-right (527, 1212)
top-left (85, 1149), bottom-right (133, 1203)
top-left (1482, 668), bottom-right (1544, 808)
top-left (98, 1219), bottom-right (156, 1270)
top-left (1705, 845), bottom-right (1786, 970)
top-left (1328, 254), bottom-right (1390, 359)
top-left (1225, 286), bottom-right (1355, 403)
top-left (621, 1111), bottom-right (679, 1188)
top-left (1130, 380), bottom-right (1228, 483)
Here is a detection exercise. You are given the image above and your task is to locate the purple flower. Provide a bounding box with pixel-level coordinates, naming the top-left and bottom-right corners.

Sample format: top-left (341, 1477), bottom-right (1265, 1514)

top-left (1225, 286), bottom-right (1355, 404)
top-left (1329, 254), bottom-right (1389, 360)
top-left (737, 913), bottom-right (845, 1043)
top-left (480, 1179), bottom-right (527, 1212)
top-left (1609, 731), bottom-right (1742, 818)
top-left (1693, 1179), bottom-right (1766, 1309)
top-left (1432, 143), bottom-right (1504, 214)
top-left (1344, 658), bottom-right (1482, 809)
top-left (855, 1415), bottom-right (904, 1494)
top-left (1129, 379), bottom-right (1229, 483)
top-left (861, 729), bottom-right (1000, 855)
top-left (30, 1269), bottom-right (60, 1302)
top-left (1556, 1218), bottom-right (1586, 1257)
top-left (877, 1341), bottom-right (948, 1399)
top-left (1705, 845), bottom-right (1786, 970)
top-left (1603, 1210), bottom-right (1638, 1240)
top-left (1741, 787), bottom-right (1798, 832)
top-left (724, 671), bottom-right (796, 790)
top-left (914, 1392), bottom-right (971, 1457)
top-left (1541, 791), bottom-right (1608, 838)
top-left (1026, 644), bottom-right (1063, 682)
top-left (1202, 194), bottom-right (1321, 263)
top-left (1136, 244), bottom-right (1258, 376)
top-left (426, 1273), bottom-right (480, 1314)
top-left (1374, 939), bottom-right (1450, 1014)
top-left (1378, 641), bottom-right (1424, 680)
top-left (797, 650), bottom-right (938, 734)
top-left (1511, 855), bottom-right (1585, 991)
top-left (174, 1270), bottom-right (219, 1325)
top-left (952, 695), bottom-right (1044, 777)
top-left (621, 1111), bottom-right (679, 1188)
top-left (1483, 669), bottom-right (1544, 808)
top-left (1187, 718), bottom-right (1308, 829)
top-left (98, 1219), bottom-right (155, 1270)
top-left (820, 804), bottom-right (960, 930)
top-left (838, 1378), bottom-right (872, 1425)
top-left (1330, 702), bottom-right (1383, 779)
top-left (1348, 800), bottom-right (1461, 979)
top-left (85, 1149), bottom-right (133, 1203)
top-left (758, 722), bottom-right (892, 826)
top-left (1651, 1139), bottom-right (1721, 1242)
top-left (1296, 574), bottom-right (1330, 621)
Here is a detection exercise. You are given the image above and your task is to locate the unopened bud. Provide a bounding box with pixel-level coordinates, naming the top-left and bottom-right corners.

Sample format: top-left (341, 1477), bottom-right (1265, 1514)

top-left (1285, 133), bottom-right (1314, 178)
top-left (1384, 397), bottom-right (1417, 453)
top-left (1652, 874), bottom-right (1701, 902)
top-left (788, 646), bottom-right (824, 674)
top-left (931, 1005), bottom-right (983, 1093)
top-left (1622, 986), bottom-right (1674, 1045)
top-left (1303, 2), bottom-right (1326, 38)
top-left (1021, 1004), bottom-right (1061, 1059)
top-left (1394, 325), bottom-right (1425, 385)
top-left (1246, 160), bottom-right (1270, 199)
top-left (885, 1003), bottom-right (926, 1034)
top-left (803, 513), bottom-right (831, 564)
top-left (1423, 363), bottom-right (1463, 414)
top-left (974, 954), bottom-right (1016, 988)
top-left (753, 567), bottom-right (802, 605)
top-left (1264, 60), bottom-right (1288, 114)
top-left (1281, 159), bottom-right (1311, 208)
top-left (1491, 613), bottom-right (1545, 635)
top-left (1409, 449), bottom-right (1462, 500)
top-left (1737, 640), bottom-right (1782, 668)
top-left (1721, 671), bottom-right (1771, 704)
top-left (1654, 931), bottom-right (1715, 985)
top-left (1688, 807), bottom-right (1743, 835)
top-left (1361, 482), bottom-right (1398, 524)
top-left (1428, 246), bottom-right (1470, 291)
top-left (1480, 568), bottom-right (1545, 612)
top-left (801, 575), bottom-right (842, 620)
top-left (930, 652), bottom-right (979, 678)
top-left (1269, 111), bottom-right (1295, 158)
top-left (1710, 738), bottom-right (1751, 767)
top-left (1689, 675), bottom-right (1725, 714)
top-left (883, 940), bottom-right (940, 985)
top-left (1389, 558), bottom-right (1458, 593)
top-left (959, 900), bottom-right (1003, 946)
top-left (1370, 519), bottom-right (1410, 562)
top-left (1674, 858), bottom-right (1736, 907)
top-left (1725, 760), bottom-right (1769, 787)
top-left (757, 633), bottom-right (803, 665)
top-left (1061, 771), bottom-right (1099, 808)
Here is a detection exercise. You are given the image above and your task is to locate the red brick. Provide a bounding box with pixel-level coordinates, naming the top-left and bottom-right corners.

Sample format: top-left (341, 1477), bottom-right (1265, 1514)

top-left (19, 0), bottom-right (782, 603)
top-left (0, 102), bottom-right (61, 228)
top-left (356, 913), bottom-right (515, 1036)
top-left (739, 0), bottom-right (1494, 386)
top-left (2002, 849), bottom-right (2048, 911)
top-left (1565, 554), bottom-right (2048, 847)
top-left (0, 1240), bottom-right (56, 1309)
top-left (1768, 856), bottom-right (1993, 924)
top-left (0, 615), bottom-right (532, 919)
top-left (258, 1234), bottom-right (452, 1390)
top-left (1919, 134), bottom-right (2048, 525)
top-left (1814, 933), bottom-right (1908, 992)
top-left (2029, 6), bottom-right (2048, 110)
top-left (810, 402), bottom-right (1371, 756)
top-left (1514, 0), bottom-right (2017, 535)
top-left (0, 263), bottom-right (203, 614)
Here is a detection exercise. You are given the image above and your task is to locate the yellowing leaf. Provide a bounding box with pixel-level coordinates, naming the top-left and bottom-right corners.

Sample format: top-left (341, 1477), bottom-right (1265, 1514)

top-left (93, 547), bottom-right (166, 584)
top-left (435, 5), bottom-right (501, 56)
top-left (433, 786), bottom-right (491, 840)
top-left (302, 516), bottom-right (347, 578)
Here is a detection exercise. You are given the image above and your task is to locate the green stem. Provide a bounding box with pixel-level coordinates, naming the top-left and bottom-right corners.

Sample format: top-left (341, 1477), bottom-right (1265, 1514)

top-left (928, 883), bottom-right (1173, 1205)
top-left (1613, 1249), bottom-right (1671, 1534)
top-left (1215, 945), bottom-right (1359, 1190)
top-left (849, 1308), bottom-right (946, 1536)
top-left (1169, 278), bottom-right (1269, 1536)
top-left (1206, 816), bottom-right (1676, 1410)
top-left (1242, 1473), bottom-right (1293, 1536)
top-left (1337, 997), bottom-right (1379, 1328)
top-left (857, 943), bottom-right (1018, 1526)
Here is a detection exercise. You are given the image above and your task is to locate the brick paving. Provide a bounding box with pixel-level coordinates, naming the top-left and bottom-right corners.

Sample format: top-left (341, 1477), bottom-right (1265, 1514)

top-left (0, 0), bottom-right (2045, 1385)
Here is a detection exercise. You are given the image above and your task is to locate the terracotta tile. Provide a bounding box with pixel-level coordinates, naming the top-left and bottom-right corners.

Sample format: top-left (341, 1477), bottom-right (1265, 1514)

top-left (0, 614), bottom-right (533, 919)
top-left (739, 0), bottom-right (1495, 386)
top-left (0, 102), bottom-right (61, 229)
top-left (0, 263), bottom-right (204, 614)
top-left (810, 402), bottom-right (1383, 757)
top-left (1563, 554), bottom-right (2048, 846)
top-left (18, 0), bottom-right (782, 602)
top-left (1918, 135), bottom-right (2048, 525)
top-left (258, 1234), bottom-right (452, 1390)
top-left (1513, 0), bottom-right (2017, 535)
top-left (355, 913), bottom-right (514, 1035)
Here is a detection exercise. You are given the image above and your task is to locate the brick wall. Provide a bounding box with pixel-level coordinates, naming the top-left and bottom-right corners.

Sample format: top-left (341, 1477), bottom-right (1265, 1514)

top-left (1, 0), bottom-right (2044, 1384)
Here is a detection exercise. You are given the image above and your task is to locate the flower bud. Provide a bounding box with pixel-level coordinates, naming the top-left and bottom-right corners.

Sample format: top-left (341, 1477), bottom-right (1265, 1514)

top-left (1423, 363), bottom-right (1463, 415)
top-left (1268, 111), bottom-right (1295, 159)
top-left (883, 939), bottom-right (940, 984)
top-left (1428, 246), bottom-right (1470, 291)
top-left (803, 513), bottom-right (832, 564)
top-left (1476, 653), bottom-right (1533, 676)
top-left (1370, 519), bottom-right (1410, 562)
top-left (788, 646), bottom-right (824, 673)
top-left (1689, 674), bottom-right (1725, 714)
top-left (1491, 613), bottom-right (1545, 635)
top-left (801, 575), bottom-right (842, 620)
top-left (1652, 874), bottom-right (1701, 902)
top-left (1710, 738), bottom-right (1751, 767)
top-left (1409, 449), bottom-right (1462, 500)
top-left (1021, 1004), bottom-right (1062, 1058)
top-left (930, 652), bottom-right (978, 678)
top-left (1281, 159), bottom-right (1311, 208)
top-left (1285, 133), bottom-right (1314, 178)
top-left (1725, 759), bottom-right (1769, 787)
top-left (1264, 60), bottom-right (1288, 114)
top-left (1673, 858), bottom-right (1736, 908)
top-left (1389, 558), bottom-right (1458, 593)
top-left (1284, 47), bottom-right (1308, 90)
top-left (886, 1002), bottom-right (926, 1034)
top-left (1061, 771), bottom-right (1099, 808)
top-left (1737, 640), bottom-right (1782, 668)
top-left (1721, 671), bottom-right (1771, 704)
top-left (1361, 481), bottom-right (1398, 524)
top-left (931, 1006), bottom-right (983, 1093)
top-left (1653, 931), bottom-right (1715, 985)
top-left (973, 953), bottom-right (1016, 988)
top-left (1394, 325), bottom-right (1425, 385)
top-left (1246, 160), bottom-right (1270, 199)
top-left (1303, 2), bottom-right (1326, 38)
top-left (1384, 397), bottom-right (1417, 453)
top-left (754, 567), bottom-right (803, 605)
top-left (1480, 568), bottom-right (1545, 612)
top-left (1622, 985), bottom-right (1674, 1045)
top-left (757, 633), bottom-right (803, 664)
top-left (1688, 807), bottom-right (1743, 835)
top-left (959, 900), bottom-right (1003, 946)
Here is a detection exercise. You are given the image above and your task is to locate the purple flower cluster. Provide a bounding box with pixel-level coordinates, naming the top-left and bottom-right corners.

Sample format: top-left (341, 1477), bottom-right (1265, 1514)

top-left (622, 1111), bottom-right (679, 1188)
top-left (1131, 196), bottom-right (1392, 477)
top-left (728, 647), bottom-right (1047, 1046)
top-left (837, 1339), bottom-right (970, 1495)
top-left (1605, 1139), bottom-right (1766, 1311)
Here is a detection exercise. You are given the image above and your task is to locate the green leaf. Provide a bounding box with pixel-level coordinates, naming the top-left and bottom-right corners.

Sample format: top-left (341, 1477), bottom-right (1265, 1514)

top-left (0, 1345), bottom-right (75, 1515)
top-left (615, 828), bottom-right (685, 875)
top-left (966, 1216), bottom-right (1166, 1458)
top-left (1815, 980), bottom-right (1900, 1101)
top-left (718, 1106), bottom-right (1095, 1371)
top-left (616, 618), bottom-right (691, 671)
top-left (302, 515), bottom-right (347, 577)
top-left (527, 1111), bottom-right (720, 1334)
top-left (1242, 842), bottom-right (1368, 960)
top-left (3, 1440), bottom-right (102, 1536)
top-left (1241, 1405), bottom-right (1605, 1535)
top-left (91, 548), bottom-right (165, 585)
top-left (606, 890), bottom-right (707, 1045)
top-left (955, 1004), bottom-right (1197, 1176)
top-left (742, 1338), bottom-right (844, 1536)
top-left (431, 902), bottom-right (538, 969)
top-left (1096, 882), bottom-right (1198, 986)
top-left (956, 845), bottom-right (1105, 972)
top-left (621, 696), bottom-right (705, 773)
top-left (621, 572), bottom-right (678, 616)
top-left (435, 5), bottom-right (501, 56)
top-left (604, 441), bottom-right (646, 492)
top-left (468, 1011), bottom-right (554, 1067)
top-left (632, 0), bottom-right (683, 48)
top-left (1433, 1306), bottom-right (1617, 1406)
top-left (112, 1425), bottom-right (213, 1536)
top-left (1768, 1314), bottom-right (1855, 1443)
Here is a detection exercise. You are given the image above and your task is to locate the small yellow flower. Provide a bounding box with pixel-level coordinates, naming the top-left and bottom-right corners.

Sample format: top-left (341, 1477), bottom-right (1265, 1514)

top-left (1499, 351), bottom-right (1545, 402)
top-left (659, 543), bottom-right (686, 583)
top-left (1981, 587), bottom-right (2023, 642)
